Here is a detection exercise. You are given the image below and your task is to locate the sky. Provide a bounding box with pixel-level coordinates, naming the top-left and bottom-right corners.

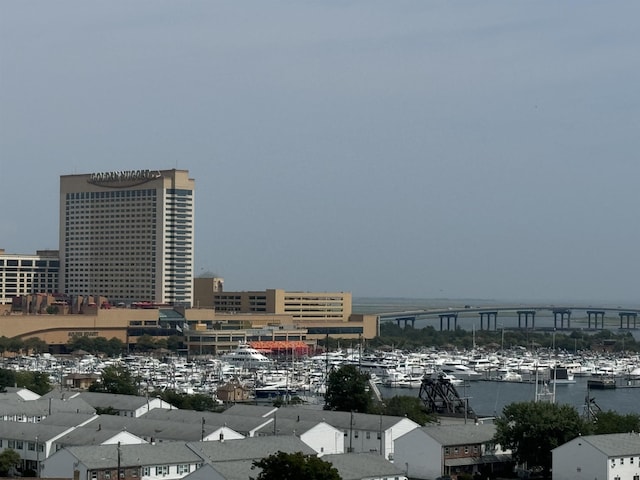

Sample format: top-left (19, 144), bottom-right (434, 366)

top-left (1, 1), bottom-right (640, 303)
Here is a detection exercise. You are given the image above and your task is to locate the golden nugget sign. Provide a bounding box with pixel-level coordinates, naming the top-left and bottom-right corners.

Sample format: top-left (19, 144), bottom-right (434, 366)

top-left (88, 169), bottom-right (162, 188)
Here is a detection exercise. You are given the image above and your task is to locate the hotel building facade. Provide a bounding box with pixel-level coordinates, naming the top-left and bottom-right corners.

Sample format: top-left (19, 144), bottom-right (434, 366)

top-left (59, 169), bottom-right (195, 306)
top-left (0, 249), bottom-right (59, 304)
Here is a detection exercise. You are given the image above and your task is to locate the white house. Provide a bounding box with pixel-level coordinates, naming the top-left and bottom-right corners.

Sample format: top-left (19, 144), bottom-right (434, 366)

top-left (553, 432), bottom-right (640, 480)
top-left (394, 422), bottom-right (512, 480)
top-left (255, 418), bottom-right (344, 455)
top-left (224, 404), bottom-right (420, 460)
top-left (60, 391), bottom-right (175, 417)
top-left (41, 442), bottom-right (205, 480)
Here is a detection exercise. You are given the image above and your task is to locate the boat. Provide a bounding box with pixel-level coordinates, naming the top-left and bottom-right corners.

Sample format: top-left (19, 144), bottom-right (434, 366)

top-left (550, 367), bottom-right (576, 385)
top-left (587, 375), bottom-right (616, 390)
top-left (220, 343), bottom-right (272, 369)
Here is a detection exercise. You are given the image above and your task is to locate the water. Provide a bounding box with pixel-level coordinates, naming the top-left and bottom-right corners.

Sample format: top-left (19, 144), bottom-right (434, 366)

top-left (379, 376), bottom-right (640, 417)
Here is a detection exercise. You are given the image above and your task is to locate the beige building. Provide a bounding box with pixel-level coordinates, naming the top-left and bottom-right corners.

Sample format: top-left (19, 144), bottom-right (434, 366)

top-left (0, 249), bottom-right (59, 305)
top-left (59, 169), bottom-right (195, 307)
top-left (193, 284), bottom-right (378, 340)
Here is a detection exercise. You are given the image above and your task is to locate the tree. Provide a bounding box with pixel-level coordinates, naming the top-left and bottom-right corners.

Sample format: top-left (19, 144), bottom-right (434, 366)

top-left (494, 401), bottom-right (587, 477)
top-left (592, 410), bottom-right (640, 434)
top-left (89, 364), bottom-right (138, 395)
top-left (15, 371), bottom-right (52, 396)
top-left (251, 451), bottom-right (341, 480)
top-left (379, 395), bottom-right (435, 426)
top-left (0, 449), bottom-right (21, 476)
top-left (324, 364), bottom-right (372, 413)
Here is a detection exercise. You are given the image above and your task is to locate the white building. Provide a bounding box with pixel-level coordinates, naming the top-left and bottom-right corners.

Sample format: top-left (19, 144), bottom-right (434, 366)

top-left (0, 249), bottom-right (59, 305)
top-left (224, 404), bottom-right (420, 460)
top-left (42, 442), bottom-right (204, 480)
top-left (59, 169), bottom-right (195, 306)
top-left (552, 432), bottom-right (640, 480)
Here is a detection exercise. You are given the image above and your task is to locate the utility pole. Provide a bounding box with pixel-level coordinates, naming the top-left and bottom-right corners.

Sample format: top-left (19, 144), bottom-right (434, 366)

top-left (117, 442), bottom-right (121, 480)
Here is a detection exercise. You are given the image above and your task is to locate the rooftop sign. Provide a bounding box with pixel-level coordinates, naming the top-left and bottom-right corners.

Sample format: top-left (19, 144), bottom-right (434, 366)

top-left (87, 169), bottom-right (162, 188)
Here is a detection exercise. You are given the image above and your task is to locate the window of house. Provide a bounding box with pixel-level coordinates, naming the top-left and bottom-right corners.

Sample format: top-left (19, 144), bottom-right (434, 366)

top-left (454, 447), bottom-right (459, 454)
top-left (366, 432), bottom-right (371, 440)
top-left (444, 447), bottom-right (450, 455)
top-left (104, 471), bottom-right (111, 479)
top-left (155, 466), bottom-right (169, 476)
top-left (621, 458), bottom-right (625, 465)
top-left (28, 442), bottom-right (35, 451)
top-left (16, 441), bottom-right (23, 450)
top-left (354, 431), bottom-right (359, 438)
top-left (142, 467), bottom-right (150, 476)
top-left (8, 440), bottom-right (14, 448)
top-left (464, 447), bottom-right (469, 454)
top-left (473, 446), bottom-right (478, 454)
top-left (91, 472), bottom-right (97, 480)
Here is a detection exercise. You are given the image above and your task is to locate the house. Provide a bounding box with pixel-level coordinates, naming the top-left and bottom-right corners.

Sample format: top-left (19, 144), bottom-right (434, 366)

top-left (41, 442), bottom-right (205, 480)
top-left (552, 432), bottom-right (640, 480)
top-left (0, 396), bottom-right (96, 422)
top-left (141, 409), bottom-right (273, 438)
top-left (215, 382), bottom-right (251, 403)
top-left (62, 373), bottom-right (101, 390)
top-left (43, 391), bottom-right (175, 417)
top-left (53, 414), bottom-right (243, 447)
top-left (181, 452), bottom-right (407, 480)
top-left (0, 412), bottom-right (142, 474)
top-left (254, 418), bottom-right (344, 455)
top-left (394, 422), bottom-right (512, 479)
top-left (321, 453), bottom-right (407, 480)
top-left (224, 404), bottom-right (420, 460)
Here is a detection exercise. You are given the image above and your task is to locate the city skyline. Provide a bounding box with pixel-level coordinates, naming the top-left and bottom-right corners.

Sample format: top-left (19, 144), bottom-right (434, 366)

top-left (2, 2), bottom-right (640, 303)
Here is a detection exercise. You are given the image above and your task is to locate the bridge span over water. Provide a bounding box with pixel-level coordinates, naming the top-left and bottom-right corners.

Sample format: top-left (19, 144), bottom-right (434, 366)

top-left (377, 305), bottom-right (640, 331)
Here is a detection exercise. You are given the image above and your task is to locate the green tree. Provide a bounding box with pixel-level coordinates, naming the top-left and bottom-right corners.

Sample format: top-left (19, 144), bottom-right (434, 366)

top-left (0, 448), bottom-right (21, 476)
top-left (324, 364), bottom-right (372, 413)
top-left (23, 337), bottom-right (48, 355)
top-left (251, 451), bottom-right (341, 480)
top-left (379, 395), bottom-right (435, 426)
top-left (494, 401), bottom-right (586, 478)
top-left (14, 371), bottom-right (52, 395)
top-left (592, 410), bottom-right (640, 434)
top-left (0, 369), bottom-right (16, 392)
top-left (89, 364), bottom-right (138, 395)
top-left (135, 334), bottom-right (158, 352)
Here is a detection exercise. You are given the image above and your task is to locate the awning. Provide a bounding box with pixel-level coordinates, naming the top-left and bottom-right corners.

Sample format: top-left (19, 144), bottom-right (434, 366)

top-left (249, 341), bottom-right (310, 354)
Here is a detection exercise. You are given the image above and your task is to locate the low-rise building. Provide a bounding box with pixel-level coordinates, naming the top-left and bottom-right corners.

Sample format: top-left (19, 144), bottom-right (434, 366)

top-left (394, 422), bottom-right (512, 479)
top-left (552, 432), bottom-right (640, 480)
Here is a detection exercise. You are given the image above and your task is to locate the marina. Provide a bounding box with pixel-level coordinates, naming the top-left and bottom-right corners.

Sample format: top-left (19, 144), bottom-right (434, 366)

top-left (3, 343), bottom-right (640, 417)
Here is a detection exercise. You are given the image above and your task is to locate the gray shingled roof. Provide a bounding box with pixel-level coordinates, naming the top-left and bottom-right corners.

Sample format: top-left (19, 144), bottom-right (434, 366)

top-left (141, 409), bottom-right (272, 435)
top-left (74, 414), bottom-right (234, 442)
top-left (222, 404), bottom-right (277, 418)
top-left (322, 453), bottom-right (405, 480)
top-left (0, 397), bottom-right (95, 416)
top-left (187, 436), bottom-right (315, 462)
top-left (183, 461), bottom-right (255, 480)
top-left (65, 392), bottom-right (151, 411)
top-left (254, 417), bottom-right (329, 436)
top-left (53, 427), bottom-right (131, 447)
top-left (231, 405), bottom-right (415, 431)
top-left (576, 433), bottom-right (640, 457)
top-left (419, 423), bottom-right (497, 446)
top-left (64, 442), bottom-right (203, 469)
top-left (0, 422), bottom-right (69, 442)
top-left (39, 412), bottom-right (97, 427)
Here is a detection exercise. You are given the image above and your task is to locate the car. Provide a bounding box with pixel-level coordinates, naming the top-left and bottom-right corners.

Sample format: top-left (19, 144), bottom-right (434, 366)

top-left (435, 476), bottom-right (452, 480)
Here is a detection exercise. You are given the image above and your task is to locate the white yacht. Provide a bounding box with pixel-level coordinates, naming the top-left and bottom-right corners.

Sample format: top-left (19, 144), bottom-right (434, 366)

top-left (220, 343), bottom-right (272, 369)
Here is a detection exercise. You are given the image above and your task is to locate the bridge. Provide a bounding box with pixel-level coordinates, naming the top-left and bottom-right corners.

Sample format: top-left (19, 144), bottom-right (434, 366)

top-left (377, 305), bottom-right (640, 331)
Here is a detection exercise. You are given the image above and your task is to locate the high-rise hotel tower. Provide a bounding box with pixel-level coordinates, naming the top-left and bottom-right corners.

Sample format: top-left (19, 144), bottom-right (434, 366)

top-left (59, 169), bottom-right (195, 306)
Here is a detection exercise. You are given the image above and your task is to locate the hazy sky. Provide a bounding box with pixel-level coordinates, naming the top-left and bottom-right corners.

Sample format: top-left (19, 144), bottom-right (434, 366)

top-left (2, 2), bottom-right (639, 303)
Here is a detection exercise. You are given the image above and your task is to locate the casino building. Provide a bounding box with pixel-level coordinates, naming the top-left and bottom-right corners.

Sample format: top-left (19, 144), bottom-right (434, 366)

top-left (59, 169), bottom-right (195, 307)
